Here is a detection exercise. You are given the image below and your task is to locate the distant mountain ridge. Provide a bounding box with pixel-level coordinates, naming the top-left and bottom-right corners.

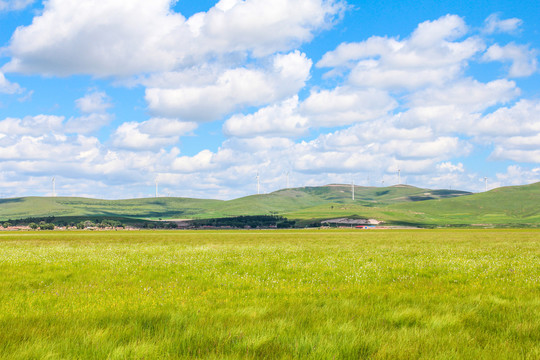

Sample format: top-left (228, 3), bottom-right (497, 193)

top-left (0, 182), bottom-right (538, 227)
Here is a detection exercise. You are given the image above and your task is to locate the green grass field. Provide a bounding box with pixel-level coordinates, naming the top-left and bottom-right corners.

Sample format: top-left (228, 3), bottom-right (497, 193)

top-left (1, 230), bottom-right (539, 359)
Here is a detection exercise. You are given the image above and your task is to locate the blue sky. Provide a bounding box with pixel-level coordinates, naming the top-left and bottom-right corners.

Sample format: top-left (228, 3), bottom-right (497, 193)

top-left (0, 0), bottom-right (539, 199)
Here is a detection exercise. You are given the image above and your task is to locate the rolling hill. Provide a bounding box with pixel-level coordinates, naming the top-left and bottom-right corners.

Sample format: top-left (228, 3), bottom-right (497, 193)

top-left (0, 182), bottom-right (538, 227)
top-left (388, 181), bottom-right (540, 226)
top-left (0, 184), bottom-right (469, 220)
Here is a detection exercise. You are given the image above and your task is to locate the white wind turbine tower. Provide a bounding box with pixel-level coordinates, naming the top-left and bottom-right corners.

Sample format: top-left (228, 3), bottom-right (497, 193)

top-left (256, 171), bottom-right (260, 195)
top-left (286, 171), bottom-right (290, 189)
top-left (484, 177), bottom-right (488, 192)
top-left (351, 179), bottom-right (355, 201)
top-left (398, 167), bottom-right (401, 185)
top-left (52, 177), bottom-right (56, 197)
top-left (155, 179), bottom-right (159, 198)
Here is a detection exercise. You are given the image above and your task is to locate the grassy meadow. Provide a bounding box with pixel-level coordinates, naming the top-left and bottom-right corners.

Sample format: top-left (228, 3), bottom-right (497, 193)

top-left (0, 229), bottom-right (539, 359)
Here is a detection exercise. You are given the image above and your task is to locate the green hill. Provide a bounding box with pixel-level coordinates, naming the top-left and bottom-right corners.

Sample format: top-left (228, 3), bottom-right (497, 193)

top-left (0, 184), bottom-right (470, 222)
top-left (0, 197), bottom-right (223, 221)
top-left (0, 182), bottom-right (538, 227)
top-left (210, 184), bottom-right (471, 216)
top-left (388, 182), bottom-right (540, 226)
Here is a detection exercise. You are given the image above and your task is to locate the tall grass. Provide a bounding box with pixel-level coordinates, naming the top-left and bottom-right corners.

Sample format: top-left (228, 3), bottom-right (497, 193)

top-left (0, 229), bottom-right (539, 359)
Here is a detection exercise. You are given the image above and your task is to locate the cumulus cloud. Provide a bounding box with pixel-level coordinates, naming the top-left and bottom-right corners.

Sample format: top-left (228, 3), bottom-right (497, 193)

top-left (4, 0), bottom-right (343, 77)
top-left (4, 0), bottom-right (188, 76)
top-left (1, 11), bottom-right (539, 199)
top-left (146, 51), bottom-right (312, 121)
top-left (471, 100), bottom-right (540, 163)
top-left (172, 149), bottom-right (222, 173)
top-left (0, 115), bottom-right (64, 137)
top-left (112, 118), bottom-right (197, 150)
top-left (223, 85), bottom-right (398, 138)
top-left (224, 96), bottom-right (309, 137)
top-left (483, 13), bottom-right (522, 34)
top-left (64, 113), bottom-right (113, 135)
top-left (398, 79), bottom-right (519, 131)
top-left (300, 87), bottom-right (397, 127)
top-left (187, 0), bottom-right (346, 57)
top-left (437, 162), bottom-right (465, 173)
top-left (474, 99), bottom-right (540, 137)
top-left (0, 0), bottom-right (34, 12)
top-left (317, 15), bottom-right (485, 90)
top-left (483, 43), bottom-right (538, 77)
top-left (75, 91), bottom-right (112, 113)
top-left (286, 116), bottom-right (471, 175)
top-left (409, 78), bottom-right (519, 111)
top-left (63, 91), bottom-right (114, 134)
top-left (0, 72), bottom-right (22, 94)
top-left (495, 165), bottom-right (540, 186)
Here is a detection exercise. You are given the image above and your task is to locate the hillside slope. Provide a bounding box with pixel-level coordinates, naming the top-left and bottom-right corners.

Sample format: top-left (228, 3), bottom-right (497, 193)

top-left (0, 184), bottom-right (471, 221)
top-left (0, 197), bottom-right (223, 220)
top-left (210, 184), bottom-right (471, 217)
top-left (388, 182), bottom-right (540, 226)
top-left (1, 183), bottom-right (538, 227)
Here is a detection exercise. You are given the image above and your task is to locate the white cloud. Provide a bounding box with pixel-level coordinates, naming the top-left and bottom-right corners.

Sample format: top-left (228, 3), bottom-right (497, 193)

top-left (474, 99), bottom-right (540, 137)
top-left (224, 96), bottom-right (309, 137)
top-left (300, 87), bottom-right (397, 127)
top-left (318, 15), bottom-right (485, 90)
top-left (396, 77), bottom-right (519, 134)
top-left (223, 86), bottom-right (397, 138)
top-left (1, 12), bottom-right (539, 199)
top-left (63, 91), bottom-right (115, 134)
top-left (145, 51), bottom-right (312, 121)
top-left (495, 165), bottom-right (540, 186)
top-left (0, 0), bottom-right (34, 12)
top-left (75, 91), bottom-right (112, 113)
top-left (4, 0), bottom-right (343, 77)
top-left (472, 99), bottom-right (540, 163)
top-left (397, 105), bottom-right (480, 133)
top-left (437, 162), bottom-right (465, 173)
top-left (483, 43), bottom-right (538, 77)
top-left (285, 117), bottom-right (471, 175)
top-left (226, 136), bottom-right (294, 152)
top-left (139, 118), bottom-right (197, 137)
top-left (409, 79), bottom-right (518, 112)
top-left (483, 13), bottom-right (522, 34)
top-left (0, 72), bottom-right (22, 94)
top-left (188, 0), bottom-right (346, 57)
top-left (491, 145), bottom-right (540, 164)
top-left (172, 149), bottom-right (219, 173)
top-left (112, 119), bottom-right (196, 151)
top-left (0, 115), bottom-right (64, 136)
top-left (64, 113), bottom-right (113, 135)
top-left (4, 0), bottom-right (188, 76)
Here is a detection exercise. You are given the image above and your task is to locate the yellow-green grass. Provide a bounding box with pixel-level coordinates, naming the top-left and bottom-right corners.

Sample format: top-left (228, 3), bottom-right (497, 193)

top-left (1, 230), bottom-right (539, 359)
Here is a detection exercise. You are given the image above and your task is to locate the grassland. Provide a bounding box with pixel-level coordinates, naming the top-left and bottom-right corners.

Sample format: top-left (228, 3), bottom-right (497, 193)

top-left (1, 229), bottom-right (539, 359)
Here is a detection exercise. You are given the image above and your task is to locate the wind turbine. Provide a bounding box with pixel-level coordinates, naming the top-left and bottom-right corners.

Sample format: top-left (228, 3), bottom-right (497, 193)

top-left (484, 177), bottom-right (488, 192)
top-left (256, 171), bottom-right (260, 195)
top-left (52, 177), bottom-right (56, 197)
top-left (398, 168), bottom-right (401, 185)
top-left (155, 179), bottom-right (158, 198)
top-left (352, 179), bottom-right (355, 201)
top-left (286, 171), bottom-right (290, 189)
